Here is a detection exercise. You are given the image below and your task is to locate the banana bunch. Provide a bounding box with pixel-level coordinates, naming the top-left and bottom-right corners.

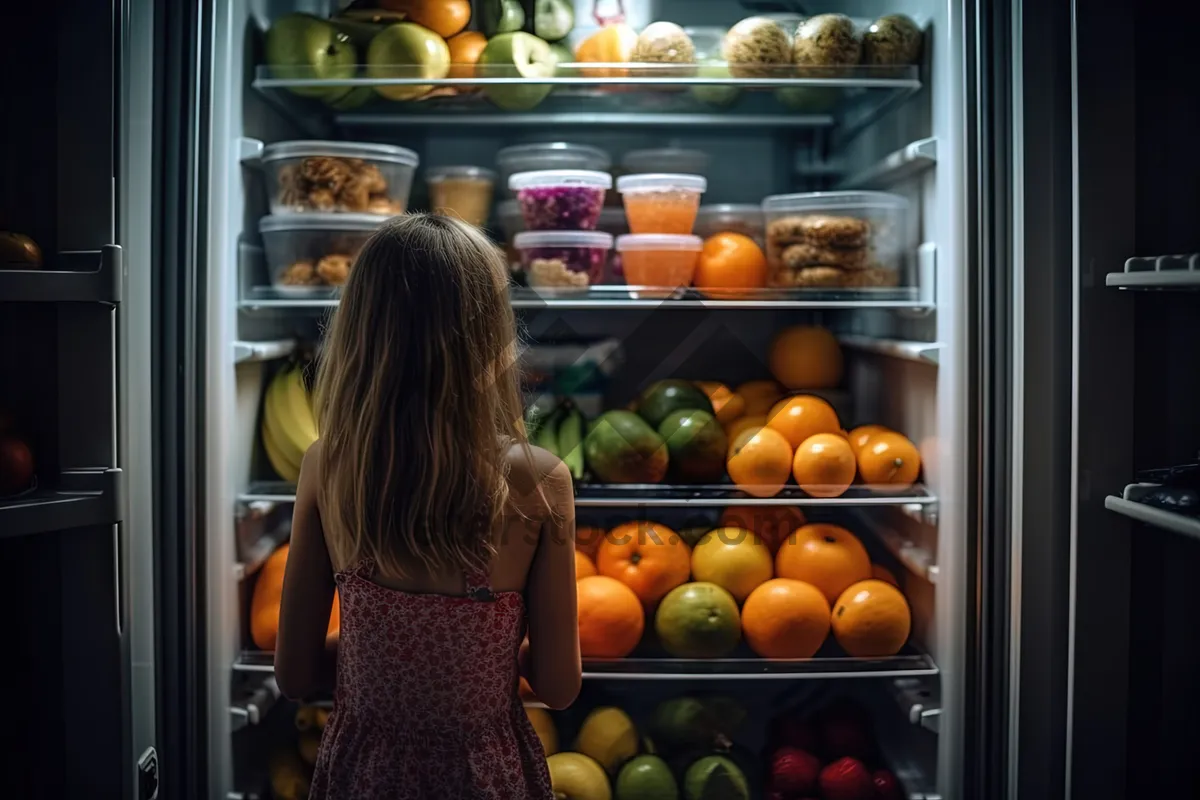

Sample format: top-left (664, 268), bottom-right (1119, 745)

top-left (525, 399), bottom-right (586, 480)
top-left (261, 363), bottom-right (318, 483)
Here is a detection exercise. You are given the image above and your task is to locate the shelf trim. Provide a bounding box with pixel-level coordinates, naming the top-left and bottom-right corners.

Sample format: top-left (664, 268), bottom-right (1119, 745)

top-left (233, 338), bottom-right (297, 365)
top-left (1107, 253), bottom-right (1200, 289)
top-left (837, 136), bottom-right (937, 190)
top-left (339, 111), bottom-right (836, 129)
top-left (0, 245), bottom-right (122, 304)
top-left (0, 468), bottom-right (123, 539)
top-left (838, 335), bottom-right (942, 365)
top-left (1105, 492), bottom-right (1200, 540)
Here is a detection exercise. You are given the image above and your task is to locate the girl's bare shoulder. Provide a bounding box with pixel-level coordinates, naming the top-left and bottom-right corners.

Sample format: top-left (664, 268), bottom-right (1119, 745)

top-left (505, 444), bottom-right (572, 515)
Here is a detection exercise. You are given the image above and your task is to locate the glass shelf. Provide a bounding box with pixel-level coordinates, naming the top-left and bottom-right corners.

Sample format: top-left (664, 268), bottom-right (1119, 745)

top-left (238, 480), bottom-right (935, 510)
top-left (252, 63), bottom-right (919, 131)
top-left (234, 647), bottom-right (937, 681)
top-left (239, 284), bottom-right (931, 312)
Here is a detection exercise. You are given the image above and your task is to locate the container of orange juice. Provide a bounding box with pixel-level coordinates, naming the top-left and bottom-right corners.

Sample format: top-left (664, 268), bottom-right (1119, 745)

top-left (616, 174), bottom-right (707, 234)
top-left (616, 234), bottom-right (703, 296)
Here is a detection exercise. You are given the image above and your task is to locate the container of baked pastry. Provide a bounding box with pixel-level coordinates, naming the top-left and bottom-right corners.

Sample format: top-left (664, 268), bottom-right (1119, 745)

top-left (760, 191), bottom-right (907, 289)
top-left (261, 214), bottom-right (383, 293)
top-left (515, 230), bottom-right (614, 292)
top-left (262, 140), bottom-right (419, 215)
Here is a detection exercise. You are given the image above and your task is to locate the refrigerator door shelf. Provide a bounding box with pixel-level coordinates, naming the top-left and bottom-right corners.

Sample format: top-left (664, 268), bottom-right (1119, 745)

top-left (0, 467), bottom-right (123, 539)
top-left (0, 244), bottom-right (122, 304)
top-left (1106, 252), bottom-right (1200, 289)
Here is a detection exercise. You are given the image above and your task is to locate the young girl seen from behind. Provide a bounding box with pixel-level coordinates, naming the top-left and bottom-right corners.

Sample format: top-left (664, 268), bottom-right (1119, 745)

top-left (274, 213), bottom-right (581, 799)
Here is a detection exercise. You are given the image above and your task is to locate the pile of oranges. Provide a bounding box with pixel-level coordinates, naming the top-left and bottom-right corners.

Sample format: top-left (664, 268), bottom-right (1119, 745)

top-left (571, 514), bottom-right (911, 662)
top-left (696, 324), bottom-right (923, 499)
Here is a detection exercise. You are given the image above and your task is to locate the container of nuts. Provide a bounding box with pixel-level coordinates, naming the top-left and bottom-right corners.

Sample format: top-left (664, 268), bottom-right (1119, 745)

top-left (761, 191), bottom-right (908, 290)
top-left (260, 213), bottom-right (383, 293)
top-left (261, 140), bottom-right (419, 216)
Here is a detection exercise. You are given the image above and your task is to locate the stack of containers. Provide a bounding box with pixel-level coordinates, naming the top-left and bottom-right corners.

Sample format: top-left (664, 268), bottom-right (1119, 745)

top-left (510, 170), bottom-right (614, 292)
top-left (614, 172), bottom-right (707, 292)
top-left (258, 140), bottom-right (419, 292)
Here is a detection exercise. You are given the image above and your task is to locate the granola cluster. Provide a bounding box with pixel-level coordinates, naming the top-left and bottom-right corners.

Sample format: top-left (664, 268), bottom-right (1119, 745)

top-left (276, 156), bottom-right (403, 214)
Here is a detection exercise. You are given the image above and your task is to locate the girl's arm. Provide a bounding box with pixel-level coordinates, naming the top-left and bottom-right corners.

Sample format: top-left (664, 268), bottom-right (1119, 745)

top-left (275, 442), bottom-right (338, 700)
top-left (524, 459), bottom-right (582, 710)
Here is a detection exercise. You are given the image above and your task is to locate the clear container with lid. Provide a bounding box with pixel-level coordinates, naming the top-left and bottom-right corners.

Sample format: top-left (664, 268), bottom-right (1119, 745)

top-left (496, 143), bottom-right (612, 197)
top-left (616, 233), bottom-right (703, 294)
top-left (617, 173), bottom-right (707, 234)
top-left (260, 213), bottom-right (383, 293)
top-left (620, 148), bottom-right (711, 176)
top-left (510, 170), bottom-right (613, 231)
top-left (426, 166), bottom-right (496, 227)
top-left (760, 191), bottom-right (908, 290)
top-left (496, 198), bottom-right (525, 277)
top-left (595, 207), bottom-right (630, 283)
top-left (262, 140), bottom-right (419, 216)
top-left (515, 230), bottom-right (614, 291)
top-left (695, 203), bottom-right (766, 245)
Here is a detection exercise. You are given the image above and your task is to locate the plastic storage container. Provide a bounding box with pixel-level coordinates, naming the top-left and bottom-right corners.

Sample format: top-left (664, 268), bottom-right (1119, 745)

top-left (616, 234), bottom-right (703, 293)
top-left (496, 199), bottom-right (525, 277)
top-left (260, 214), bottom-right (383, 291)
top-left (682, 26), bottom-right (728, 60)
top-left (761, 191), bottom-right (908, 289)
top-left (426, 166), bottom-right (496, 227)
top-left (620, 148), bottom-right (711, 176)
top-left (695, 203), bottom-right (766, 245)
top-left (617, 174), bottom-right (707, 234)
top-left (262, 140), bottom-right (419, 215)
top-left (496, 143), bottom-right (612, 197)
top-left (595, 207), bottom-right (630, 282)
top-left (515, 230), bottom-right (614, 291)
top-left (510, 170), bottom-right (612, 231)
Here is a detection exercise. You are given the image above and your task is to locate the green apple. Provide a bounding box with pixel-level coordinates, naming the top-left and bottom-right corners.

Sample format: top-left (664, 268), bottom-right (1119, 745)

top-left (324, 85), bottom-right (375, 111)
top-left (691, 58), bottom-right (739, 107)
top-left (549, 42), bottom-right (574, 70)
top-left (534, 0), bottom-right (574, 43)
top-left (482, 0), bottom-right (525, 37)
top-left (366, 23), bottom-right (451, 102)
top-left (479, 33), bottom-right (557, 111)
top-left (265, 13), bottom-right (358, 98)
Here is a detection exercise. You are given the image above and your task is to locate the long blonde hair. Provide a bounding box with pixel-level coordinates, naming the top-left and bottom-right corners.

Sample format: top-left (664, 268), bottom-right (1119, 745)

top-left (313, 213), bottom-right (527, 577)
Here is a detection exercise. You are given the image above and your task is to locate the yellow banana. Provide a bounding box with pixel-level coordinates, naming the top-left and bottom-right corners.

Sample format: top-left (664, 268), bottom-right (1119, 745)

top-left (262, 370), bottom-right (303, 469)
top-left (266, 366), bottom-right (316, 470)
top-left (262, 413), bottom-right (300, 482)
top-left (283, 365), bottom-right (319, 444)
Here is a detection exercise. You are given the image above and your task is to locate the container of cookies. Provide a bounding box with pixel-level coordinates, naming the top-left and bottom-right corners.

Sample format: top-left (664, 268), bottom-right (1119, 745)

top-left (260, 213), bottom-right (382, 293)
top-left (515, 230), bottom-right (614, 292)
top-left (262, 141), bottom-right (419, 216)
top-left (617, 174), bottom-right (707, 234)
top-left (761, 191), bottom-right (907, 289)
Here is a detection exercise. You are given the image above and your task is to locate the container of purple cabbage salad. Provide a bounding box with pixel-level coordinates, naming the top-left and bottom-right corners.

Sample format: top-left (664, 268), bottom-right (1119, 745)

top-left (509, 170), bottom-right (613, 231)
top-left (514, 230), bottom-right (614, 292)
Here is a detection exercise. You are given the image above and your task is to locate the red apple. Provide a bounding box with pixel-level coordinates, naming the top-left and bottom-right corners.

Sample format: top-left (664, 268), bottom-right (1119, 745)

top-left (0, 435), bottom-right (34, 495)
top-left (769, 746), bottom-right (822, 795)
top-left (873, 768), bottom-right (904, 800)
top-left (819, 704), bottom-right (876, 762)
top-left (819, 757), bottom-right (875, 800)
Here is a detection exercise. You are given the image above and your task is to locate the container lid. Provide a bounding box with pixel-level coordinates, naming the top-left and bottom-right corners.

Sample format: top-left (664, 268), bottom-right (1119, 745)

top-left (762, 191), bottom-right (909, 212)
top-left (496, 142), bottom-right (612, 171)
top-left (259, 213), bottom-right (388, 233)
top-left (697, 203), bottom-right (764, 218)
top-left (621, 148), bottom-right (711, 173)
top-left (616, 173), bottom-right (708, 194)
top-left (262, 140), bottom-right (420, 167)
top-left (616, 234), bottom-right (703, 252)
top-left (426, 165), bottom-right (497, 182)
top-left (514, 231), bottom-right (614, 249)
top-left (509, 169), bottom-right (613, 191)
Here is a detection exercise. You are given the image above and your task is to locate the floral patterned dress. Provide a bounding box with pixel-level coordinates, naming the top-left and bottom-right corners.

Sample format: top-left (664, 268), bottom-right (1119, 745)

top-left (309, 558), bottom-right (554, 799)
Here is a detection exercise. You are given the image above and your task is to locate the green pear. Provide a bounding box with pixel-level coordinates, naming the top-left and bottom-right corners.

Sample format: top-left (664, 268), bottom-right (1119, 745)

top-left (366, 23), bottom-right (451, 102)
top-left (479, 33), bottom-right (557, 111)
top-left (265, 13), bottom-right (358, 98)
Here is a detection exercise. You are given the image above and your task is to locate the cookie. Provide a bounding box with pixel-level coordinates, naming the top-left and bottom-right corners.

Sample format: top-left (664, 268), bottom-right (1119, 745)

top-left (767, 214), bottom-right (871, 248)
top-left (781, 242), bottom-right (870, 270)
top-left (771, 265), bottom-right (846, 288)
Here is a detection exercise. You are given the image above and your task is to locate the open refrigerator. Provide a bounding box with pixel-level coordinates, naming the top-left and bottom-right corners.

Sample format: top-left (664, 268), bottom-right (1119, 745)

top-left (12, 0), bottom-right (1185, 798)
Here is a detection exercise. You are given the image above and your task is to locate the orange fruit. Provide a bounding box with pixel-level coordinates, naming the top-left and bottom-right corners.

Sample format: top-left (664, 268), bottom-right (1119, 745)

top-left (576, 575), bottom-right (645, 658)
top-left (695, 381), bottom-right (747, 425)
top-left (736, 380), bottom-right (784, 416)
top-left (690, 528), bottom-right (774, 603)
top-left (726, 426), bottom-right (793, 498)
top-left (857, 431), bottom-right (921, 489)
top-left (575, 550), bottom-right (597, 580)
top-left (724, 414), bottom-right (767, 444)
top-left (576, 24), bottom-right (639, 77)
top-left (775, 523), bottom-right (871, 605)
top-left (831, 579), bottom-right (912, 657)
top-left (848, 424), bottom-right (890, 453)
top-left (447, 30), bottom-right (487, 79)
top-left (719, 505), bottom-right (806, 554)
top-left (742, 578), bottom-right (831, 658)
top-left (575, 526), bottom-right (606, 559)
top-left (694, 232), bottom-right (767, 293)
top-left (871, 563), bottom-right (899, 586)
top-left (768, 325), bottom-right (844, 390)
top-left (597, 521), bottom-right (692, 607)
top-left (388, 0), bottom-right (471, 37)
top-left (792, 433), bottom-right (857, 498)
top-left (766, 394), bottom-right (841, 449)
